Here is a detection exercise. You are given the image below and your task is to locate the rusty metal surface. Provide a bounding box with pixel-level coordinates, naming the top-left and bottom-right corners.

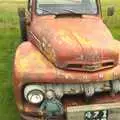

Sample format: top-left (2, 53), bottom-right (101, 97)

top-left (14, 41), bottom-right (120, 84)
top-left (28, 0), bottom-right (120, 72)
top-left (13, 41), bottom-right (120, 116)
top-left (30, 15), bottom-right (119, 70)
top-left (13, 0), bottom-right (120, 119)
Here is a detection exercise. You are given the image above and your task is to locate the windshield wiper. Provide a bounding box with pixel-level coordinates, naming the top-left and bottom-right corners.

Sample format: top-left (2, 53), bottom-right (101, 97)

top-left (63, 9), bottom-right (77, 14)
top-left (62, 8), bottom-right (83, 16)
top-left (54, 8), bottom-right (82, 18)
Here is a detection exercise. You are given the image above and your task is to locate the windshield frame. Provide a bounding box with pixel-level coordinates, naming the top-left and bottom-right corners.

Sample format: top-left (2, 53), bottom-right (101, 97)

top-left (35, 0), bottom-right (100, 16)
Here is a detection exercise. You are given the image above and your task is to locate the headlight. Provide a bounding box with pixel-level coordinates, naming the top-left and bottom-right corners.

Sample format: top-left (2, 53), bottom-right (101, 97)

top-left (24, 85), bottom-right (44, 104)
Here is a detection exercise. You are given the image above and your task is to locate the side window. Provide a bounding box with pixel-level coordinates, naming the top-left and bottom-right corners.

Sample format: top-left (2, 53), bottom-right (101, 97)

top-left (28, 0), bottom-right (32, 12)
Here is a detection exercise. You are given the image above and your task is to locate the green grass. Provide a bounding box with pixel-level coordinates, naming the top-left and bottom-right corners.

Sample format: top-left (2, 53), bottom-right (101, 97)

top-left (101, 0), bottom-right (120, 39)
top-left (0, 0), bottom-right (120, 120)
top-left (0, 1), bottom-right (25, 120)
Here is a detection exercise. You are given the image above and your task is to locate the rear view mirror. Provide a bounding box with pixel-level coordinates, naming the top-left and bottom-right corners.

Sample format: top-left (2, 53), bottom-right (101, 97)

top-left (107, 7), bottom-right (115, 16)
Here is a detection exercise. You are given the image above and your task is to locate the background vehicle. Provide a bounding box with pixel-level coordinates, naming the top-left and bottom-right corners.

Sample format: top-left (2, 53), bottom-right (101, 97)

top-left (13, 0), bottom-right (120, 119)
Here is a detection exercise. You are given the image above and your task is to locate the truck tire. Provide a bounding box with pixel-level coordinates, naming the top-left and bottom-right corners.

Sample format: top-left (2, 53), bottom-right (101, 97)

top-left (18, 8), bottom-right (27, 41)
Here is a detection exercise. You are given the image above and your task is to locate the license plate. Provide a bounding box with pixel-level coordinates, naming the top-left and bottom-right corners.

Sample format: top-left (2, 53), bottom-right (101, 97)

top-left (85, 110), bottom-right (108, 120)
top-left (66, 103), bottom-right (120, 120)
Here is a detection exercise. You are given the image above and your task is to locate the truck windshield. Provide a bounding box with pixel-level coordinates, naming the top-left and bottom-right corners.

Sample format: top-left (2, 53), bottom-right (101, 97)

top-left (36, 0), bottom-right (98, 15)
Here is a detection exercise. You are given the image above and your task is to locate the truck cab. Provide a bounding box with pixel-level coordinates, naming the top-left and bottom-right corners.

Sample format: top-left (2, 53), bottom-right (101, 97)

top-left (13, 0), bottom-right (120, 120)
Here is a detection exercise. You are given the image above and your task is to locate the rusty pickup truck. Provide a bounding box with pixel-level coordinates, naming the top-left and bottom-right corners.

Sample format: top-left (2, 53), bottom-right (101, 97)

top-left (13, 0), bottom-right (120, 120)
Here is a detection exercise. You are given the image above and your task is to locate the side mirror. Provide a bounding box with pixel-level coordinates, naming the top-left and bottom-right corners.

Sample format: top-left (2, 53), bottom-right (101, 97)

top-left (107, 7), bottom-right (115, 16)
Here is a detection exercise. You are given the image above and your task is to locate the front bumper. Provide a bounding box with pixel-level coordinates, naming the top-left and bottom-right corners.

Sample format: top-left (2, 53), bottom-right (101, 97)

top-left (20, 93), bottom-right (120, 120)
top-left (20, 103), bottom-right (120, 120)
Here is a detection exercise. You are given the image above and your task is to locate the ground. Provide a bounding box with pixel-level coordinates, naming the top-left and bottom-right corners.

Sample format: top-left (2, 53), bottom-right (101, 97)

top-left (0, 0), bottom-right (120, 120)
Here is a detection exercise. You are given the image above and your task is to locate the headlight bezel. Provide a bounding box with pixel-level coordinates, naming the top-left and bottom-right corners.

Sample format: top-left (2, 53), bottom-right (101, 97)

top-left (24, 85), bottom-right (45, 104)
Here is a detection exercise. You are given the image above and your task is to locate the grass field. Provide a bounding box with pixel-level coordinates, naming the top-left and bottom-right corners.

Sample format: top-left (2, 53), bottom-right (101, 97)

top-left (101, 0), bottom-right (120, 39)
top-left (0, 1), bottom-right (25, 120)
top-left (0, 0), bottom-right (120, 120)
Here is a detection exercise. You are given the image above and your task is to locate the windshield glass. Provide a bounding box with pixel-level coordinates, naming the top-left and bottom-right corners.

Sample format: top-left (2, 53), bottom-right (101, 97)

top-left (36, 0), bottom-right (98, 15)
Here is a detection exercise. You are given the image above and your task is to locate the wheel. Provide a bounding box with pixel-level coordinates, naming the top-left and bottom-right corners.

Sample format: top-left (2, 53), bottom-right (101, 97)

top-left (18, 8), bottom-right (27, 41)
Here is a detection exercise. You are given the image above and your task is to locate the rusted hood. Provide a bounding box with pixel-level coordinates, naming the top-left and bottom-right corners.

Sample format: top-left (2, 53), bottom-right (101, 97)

top-left (30, 15), bottom-right (119, 71)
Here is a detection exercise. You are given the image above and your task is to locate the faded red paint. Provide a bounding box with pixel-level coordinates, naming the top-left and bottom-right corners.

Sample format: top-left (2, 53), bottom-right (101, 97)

top-left (13, 0), bottom-right (120, 119)
top-left (14, 42), bottom-right (120, 84)
top-left (31, 15), bottom-right (119, 66)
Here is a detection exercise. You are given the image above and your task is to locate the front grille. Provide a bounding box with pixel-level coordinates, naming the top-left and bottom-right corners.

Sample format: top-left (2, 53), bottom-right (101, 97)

top-left (25, 80), bottom-right (120, 98)
top-left (65, 61), bottom-right (114, 72)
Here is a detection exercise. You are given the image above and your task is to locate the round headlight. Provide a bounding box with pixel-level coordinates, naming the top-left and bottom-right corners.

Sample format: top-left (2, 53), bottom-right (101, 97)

top-left (27, 90), bottom-right (44, 104)
top-left (24, 85), bottom-right (44, 104)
